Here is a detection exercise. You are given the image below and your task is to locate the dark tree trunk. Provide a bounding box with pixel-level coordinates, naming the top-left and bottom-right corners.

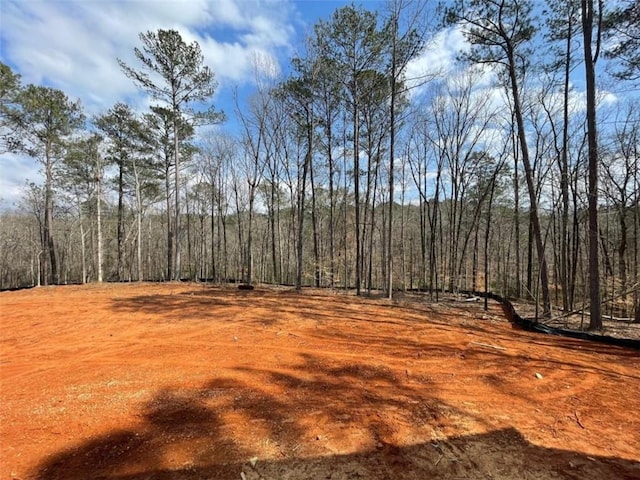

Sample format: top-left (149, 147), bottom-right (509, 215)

top-left (507, 45), bottom-right (551, 317)
top-left (173, 113), bottom-right (181, 280)
top-left (329, 150), bottom-right (336, 288)
top-left (354, 98), bottom-right (362, 295)
top-left (513, 132), bottom-right (521, 298)
top-left (310, 155), bottom-right (321, 288)
top-left (484, 180), bottom-right (497, 310)
top-left (165, 167), bottom-right (173, 281)
top-left (211, 187), bottom-right (220, 282)
top-left (117, 164), bottom-right (125, 281)
top-left (583, 0), bottom-right (602, 330)
top-left (559, 14), bottom-right (574, 312)
top-left (270, 178), bottom-right (278, 284)
top-left (296, 134), bottom-right (312, 291)
top-left (44, 145), bottom-right (57, 285)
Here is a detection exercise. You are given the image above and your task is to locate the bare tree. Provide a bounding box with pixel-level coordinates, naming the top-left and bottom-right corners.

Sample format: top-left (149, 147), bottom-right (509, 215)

top-left (445, 0), bottom-right (552, 317)
top-left (234, 57), bottom-right (278, 284)
top-left (383, 0), bottom-right (428, 298)
top-left (602, 102), bottom-right (640, 319)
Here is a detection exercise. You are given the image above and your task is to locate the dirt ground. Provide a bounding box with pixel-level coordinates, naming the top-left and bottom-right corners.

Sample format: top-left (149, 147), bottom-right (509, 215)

top-left (1, 283), bottom-right (639, 480)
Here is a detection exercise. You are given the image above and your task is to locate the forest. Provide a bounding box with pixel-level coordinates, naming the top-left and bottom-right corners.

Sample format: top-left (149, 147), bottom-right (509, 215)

top-left (0, 0), bottom-right (639, 330)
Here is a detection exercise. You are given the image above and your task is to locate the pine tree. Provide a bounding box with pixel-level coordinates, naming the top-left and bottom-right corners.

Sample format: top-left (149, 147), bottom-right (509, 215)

top-left (13, 85), bottom-right (84, 284)
top-left (119, 29), bottom-right (222, 279)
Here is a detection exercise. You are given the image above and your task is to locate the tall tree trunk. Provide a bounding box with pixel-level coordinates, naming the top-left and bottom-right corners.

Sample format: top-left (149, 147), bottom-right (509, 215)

top-left (134, 162), bottom-right (143, 281)
top-left (484, 179), bottom-right (497, 310)
top-left (44, 144), bottom-right (57, 285)
top-left (173, 118), bottom-right (181, 280)
top-left (366, 166), bottom-right (380, 293)
top-left (96, 156), bottom-right (103, 283)
top-left (400, 158), bottom-right (408, 291)
top-left (354, 98), bottom-right (362, 295)
top-left (117, 164), bottom-right (125, 281)
top-left (310, 155), bottom-right (321, 288)
top-left (507, 46), bottom-right (551, 317)
top-left (270, 177), bottom-right (278, 283)
top-left (210, 188), bottom-right (216, 282)
top-left (472, 222), bottom-right (479, 292)
top-left (633, 180), bottom-right (639, 323)
top-left (343, 118), bottom-right (349, 290)
top-left (419, 198), bottom-right (428, 290)
top-left (387, 14), bottom-right (398, 300)
top-left (560, 14), bottom-right (573, 312)
top-left (329, 144), bottom-right (336, 288)
top-left (448, 177), bottom-right (459, 292)
top-left (146, 217), bottom-right (152, 279)
top-left (570, 181), bottom-right (580, 308)
top-left (513, 124), bottom-right (521, 298)
top-left (80, 216), bottom-right (86, 284)
top-left (200, 214), bottom-right (206, 279)
top-left (527, 213), bottom-right (534, 296)
top-left (431, 162), bottom-right (443, 301)
top-left (185, 192), bottom-right (193, 279)
top-left (247, 199), bottom-right (254, 285)
top-left (618, 208), bottom-right (627, 302)
top-left (296, 123), bottom-right (313, 291)
top-left (582, 0), bottom-right (602, 330)
top-left (219, 179), bottom-right (228, 282)
top-left (166, 167), bottom-right (173, 280)
top-left (233, 186), bottom-right (244, 282)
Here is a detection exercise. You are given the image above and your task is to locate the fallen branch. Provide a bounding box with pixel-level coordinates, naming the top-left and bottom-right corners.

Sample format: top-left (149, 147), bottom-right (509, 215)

top-left (470, 341), bottom-right (505, 351)
top-left (603, 315), bottom-right (636, 322)
top-left (553, 283), bottom-right (639, 320)
top-left (575, 411), bottom-right (585, 429)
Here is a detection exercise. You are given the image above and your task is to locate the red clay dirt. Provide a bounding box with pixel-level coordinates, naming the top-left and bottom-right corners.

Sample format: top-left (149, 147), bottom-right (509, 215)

top-left (1, 282), bottom-right (639, 480)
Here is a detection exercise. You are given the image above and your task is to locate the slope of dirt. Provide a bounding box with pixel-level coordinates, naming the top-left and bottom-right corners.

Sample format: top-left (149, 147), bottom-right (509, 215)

top-left (1, 282), bottom-right (639, 480)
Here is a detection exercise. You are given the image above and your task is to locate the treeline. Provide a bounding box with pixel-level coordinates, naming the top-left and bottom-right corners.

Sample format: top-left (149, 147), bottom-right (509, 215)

top-left (0, 0), bottom-right (639, 327)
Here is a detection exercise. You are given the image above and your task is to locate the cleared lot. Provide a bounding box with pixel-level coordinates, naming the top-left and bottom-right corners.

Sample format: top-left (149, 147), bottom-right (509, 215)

top-left (1, 282), bottom-right (639, 479)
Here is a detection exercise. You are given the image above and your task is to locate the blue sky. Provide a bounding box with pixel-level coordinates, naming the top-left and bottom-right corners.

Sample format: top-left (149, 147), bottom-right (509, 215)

top-left (1, 0), bottom-right (417, 207)
top-left (0, 0), bottom-right (360, 115)
top-left (0, 0), bottom-right (631, 209)
top-left (0, 0), bottom-right (460, 209)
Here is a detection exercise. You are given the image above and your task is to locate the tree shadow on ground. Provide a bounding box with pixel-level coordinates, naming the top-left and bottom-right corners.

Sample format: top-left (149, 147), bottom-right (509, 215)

top-left (31, 362), bottom-right (640, 480)
top-left (62, 286), bottom-right (640, 480)
top-left (107, 285), bottom-right (640, 402)
top-left (32, 414), bottom-right (640, 480)
top-left (111, 286), bottom-right (433, 327)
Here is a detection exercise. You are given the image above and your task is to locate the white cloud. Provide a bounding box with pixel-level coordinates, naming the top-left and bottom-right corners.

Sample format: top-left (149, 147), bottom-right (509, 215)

top-left (0, 153), bottom-right (41, 211)
top-left (1, 0), bottom-right (297, 114)
top-left (405, 26), bottom-right (469, 95)
top-left (0, 0), bottom-right (298, 208)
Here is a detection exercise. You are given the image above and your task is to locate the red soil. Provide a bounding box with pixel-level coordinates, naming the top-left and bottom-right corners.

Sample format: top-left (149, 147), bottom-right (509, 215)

top-left (1, 283), bottom-right (639, 479)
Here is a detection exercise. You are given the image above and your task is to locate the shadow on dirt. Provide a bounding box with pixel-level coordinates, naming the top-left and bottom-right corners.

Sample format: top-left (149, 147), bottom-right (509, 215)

top-left (31, 356), bottom-right (640, 480)
top-left (54, 286), bottom-right (639, 479)
top-left (110, 286), bottom-right (640, 382)
top-left (32, 399), bottom-right (640, 480)
top-left (111, 286), bottom-right (411, 327)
